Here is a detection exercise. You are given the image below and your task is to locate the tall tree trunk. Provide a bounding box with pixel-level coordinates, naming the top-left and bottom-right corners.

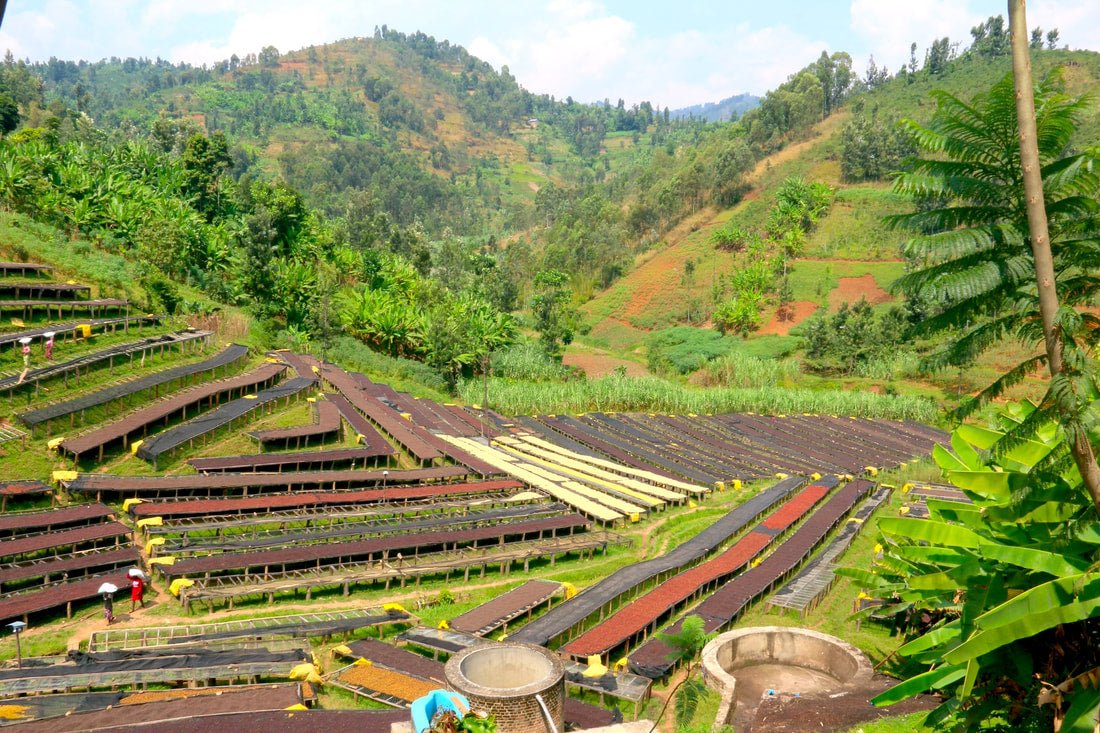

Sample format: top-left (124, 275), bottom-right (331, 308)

top-left (1008, 0), bottom-right (1100, 510)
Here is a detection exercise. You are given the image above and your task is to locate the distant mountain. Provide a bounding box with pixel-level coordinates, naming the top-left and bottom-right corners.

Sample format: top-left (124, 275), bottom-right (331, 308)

top-left (671, 93), bottom-right (760, 122)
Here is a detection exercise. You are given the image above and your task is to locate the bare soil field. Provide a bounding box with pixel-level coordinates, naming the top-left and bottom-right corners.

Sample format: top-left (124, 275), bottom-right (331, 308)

top-left (829, 275), bottom-right (893, 310)
top-left (758, 301), bottom-right (818, 336)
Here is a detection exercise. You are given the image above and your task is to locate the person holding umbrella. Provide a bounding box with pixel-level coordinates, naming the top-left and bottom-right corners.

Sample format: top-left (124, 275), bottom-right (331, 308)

top-left (98, 582), bottom-right (118, 624)
top-left (128, 568), bottom-right (146, 611)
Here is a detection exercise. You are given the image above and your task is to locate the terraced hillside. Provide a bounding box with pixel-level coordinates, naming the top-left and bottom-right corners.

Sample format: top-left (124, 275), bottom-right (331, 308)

top-left (0, 252), bottom-right (952, 729)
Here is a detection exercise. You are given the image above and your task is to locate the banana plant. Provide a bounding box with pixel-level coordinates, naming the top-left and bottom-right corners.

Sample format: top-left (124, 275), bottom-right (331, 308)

top-left (850, 401), bottom-right (1100, 730)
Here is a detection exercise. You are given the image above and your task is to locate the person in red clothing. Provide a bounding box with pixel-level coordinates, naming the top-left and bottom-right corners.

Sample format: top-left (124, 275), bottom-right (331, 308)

top-left (130, 574), bottom-right (145, 611)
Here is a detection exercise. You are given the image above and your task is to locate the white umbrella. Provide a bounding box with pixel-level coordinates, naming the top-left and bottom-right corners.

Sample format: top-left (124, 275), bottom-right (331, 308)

top-left (126, 568), bottom-right (146, 580)
top-left (97, 582), bottom-right (118, 595)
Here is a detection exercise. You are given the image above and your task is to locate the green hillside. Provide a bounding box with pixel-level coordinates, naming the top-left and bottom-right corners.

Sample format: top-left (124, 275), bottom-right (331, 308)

top-left (573, 46), bottom-right (1100, 409)
top-left (8, 22), bottom-right (1100, 416)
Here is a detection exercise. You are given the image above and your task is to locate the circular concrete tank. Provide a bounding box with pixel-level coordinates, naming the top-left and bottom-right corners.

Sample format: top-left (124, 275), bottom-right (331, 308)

top-left (445, 643), bottom-right (565, 733)
top-left (701, 627), bottom-right (873, 729)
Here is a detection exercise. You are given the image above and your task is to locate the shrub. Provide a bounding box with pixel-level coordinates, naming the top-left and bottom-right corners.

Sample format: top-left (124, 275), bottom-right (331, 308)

top-left (329, 336), bottom-right (449, 396)
top-left (647, 327), bottom-right (734, 375)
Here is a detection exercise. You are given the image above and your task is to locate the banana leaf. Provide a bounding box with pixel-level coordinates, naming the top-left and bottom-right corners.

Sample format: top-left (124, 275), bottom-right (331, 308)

top-left (978, 542), bottom-right (1089, 577)
top-left (934, 442), bottom-right (970, 472)
top-left (879, 517), bottom-right (985, 548)
top-left (943, 575), bottom-right (1100, 664)
top-left (892, 545), bottom-right (973, 566)
top-left (956, 423), bottom-right (1003, 450)
top-left (951, 431), bottom-right (983, 470)
top-left (1062, 686), bottom-right (1100, 733)
top-left (872, 663), bottom-right (967, 706)
top-left (835, 566), bottom-right (896, 588)
top-left (943, 469), bottom-right (1016, 501)
top-left (897, 618), bottom-right (962, 656)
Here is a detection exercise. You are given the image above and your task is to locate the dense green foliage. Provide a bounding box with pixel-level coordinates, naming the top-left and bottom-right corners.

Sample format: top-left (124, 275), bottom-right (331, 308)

top-left (530, 269), bottom-right (580, 361)
top-left (0, 74), bottom-right (517, 388)
top-left (852, 404), bottom-right (1100, 730)
top-left (742, 51), bottom-right (854, 153)
top-left (890, 71), bottom-right (1100, 418)
top-left (804, 300), bottom-right (909, 375)
top-left (840, 107), bottom-right (917, 182)
top-left (646, 327), bottom-right (736, 375)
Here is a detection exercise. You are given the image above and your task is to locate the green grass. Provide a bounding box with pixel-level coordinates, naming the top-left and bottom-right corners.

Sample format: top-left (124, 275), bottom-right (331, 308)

top-left (807, 187), bottom-right (909, 261)
top-left (461, 373), bottom-right (938, 422)
top-left (787, 259), bottom-right (905, 306)
top-left (0, 213), bottom-right (218, 313)
top-left (727, 335), bottom-right (801, 360)
top-left (841, 712), bottom-right (934, 733)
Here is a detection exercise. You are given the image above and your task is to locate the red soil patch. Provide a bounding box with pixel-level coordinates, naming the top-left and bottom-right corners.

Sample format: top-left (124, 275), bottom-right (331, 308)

top-left (562, 352), bottom-right (648, 378)
top-left (618, 208), bottom-right (725, 320)
top-left (758, 301), bottom-right (818, 336)
top-left (829, 275), bottom-right (893, 311)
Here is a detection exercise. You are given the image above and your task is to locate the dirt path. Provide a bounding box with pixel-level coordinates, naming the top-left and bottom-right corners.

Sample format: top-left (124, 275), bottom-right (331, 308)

top-left (647, 665), bottom-right (691, 733)
top-left (563, 349), bottom-right (648, 378)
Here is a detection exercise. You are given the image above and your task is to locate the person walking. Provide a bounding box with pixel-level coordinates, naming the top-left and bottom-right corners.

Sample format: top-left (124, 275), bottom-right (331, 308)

top-left (130, 573), bottom-right (145, 611)
top-left (16, 339), bottom-right (30, 385)
top-left (44, 333), bottom-right (54, 360)
top-left (103, 592), bottom-right (115, 625)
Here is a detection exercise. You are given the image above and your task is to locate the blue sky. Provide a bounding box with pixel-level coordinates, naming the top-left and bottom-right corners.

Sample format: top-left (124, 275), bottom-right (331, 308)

top-left (3, 1), bottom-right (1098, 108)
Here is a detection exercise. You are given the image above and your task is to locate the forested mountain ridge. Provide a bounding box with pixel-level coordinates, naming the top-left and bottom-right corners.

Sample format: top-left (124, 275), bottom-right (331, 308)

top-left (30, 30), bottom-right (674, 236)
top-left (5, 19), bottom-right (1100, 408)
top-left (671, 93), bottom-right (760, 122)
top-left (23, 28), bottom-right (779, 304)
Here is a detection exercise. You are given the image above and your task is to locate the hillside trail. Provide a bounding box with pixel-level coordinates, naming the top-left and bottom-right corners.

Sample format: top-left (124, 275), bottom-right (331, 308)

top-left (744, 111), bottom-right (849, 185)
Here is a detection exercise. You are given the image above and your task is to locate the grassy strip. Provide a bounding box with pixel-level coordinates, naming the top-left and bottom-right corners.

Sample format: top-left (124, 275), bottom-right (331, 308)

top-left (461, 373), bottom-right (939, 422)
top-left (327, 336), bottom-right (451, 402)
top-left (0, 213), bottom-right (217, 311)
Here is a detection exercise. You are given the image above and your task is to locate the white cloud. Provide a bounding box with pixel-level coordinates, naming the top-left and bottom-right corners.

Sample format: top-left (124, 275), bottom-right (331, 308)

top-left (471, 2), bottom-right (827, 108)
top-left (1029, 0), bottom-right (1100, 53)
top-left (521, 14), bottom-right (635, 97)
top-left (850, 0), bottom-right (982, 72)
top-left (468, 36), bottom-right (509, 70)
top-left (545, 0), bottom-right (602, 23)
